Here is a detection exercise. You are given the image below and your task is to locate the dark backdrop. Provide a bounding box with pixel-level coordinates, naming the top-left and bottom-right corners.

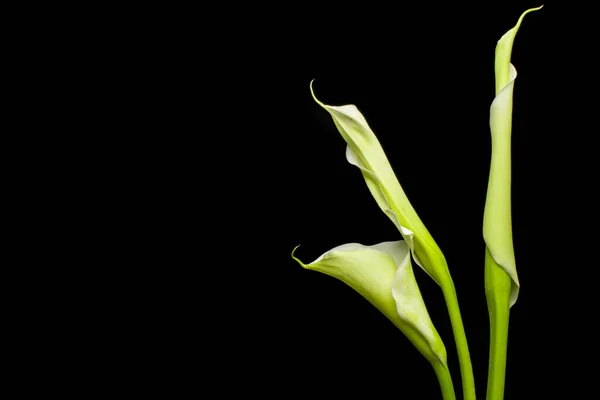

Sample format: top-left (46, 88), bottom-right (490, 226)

top-left (19, 0), bottom-right (595, 397)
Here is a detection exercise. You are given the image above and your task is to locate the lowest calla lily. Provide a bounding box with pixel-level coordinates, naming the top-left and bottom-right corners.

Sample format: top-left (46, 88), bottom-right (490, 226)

top-left (310, 85), bottom-right (476, 400)
top-left (292, 241), bottom-right (455, 399)
top-left (483, 6), bottom-right (542, 400)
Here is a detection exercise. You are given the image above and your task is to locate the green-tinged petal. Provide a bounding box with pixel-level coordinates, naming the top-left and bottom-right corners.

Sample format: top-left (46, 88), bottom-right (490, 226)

top-left (311, 83), bottom-right (449, 286)
top-left (495, 6), bottom-right (544, 94)
top-left (292, 241), bottom-right (446, 365)
top-left (483, 10), bottom-right (542, 399)
top-left (485, 64), bottom-right (520, 306)
top-left (485, 6), bottom-right (542, 306)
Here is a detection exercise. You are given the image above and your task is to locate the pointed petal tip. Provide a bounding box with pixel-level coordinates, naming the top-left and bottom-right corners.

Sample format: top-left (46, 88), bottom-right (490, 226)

top-left (498, 5), bottom-right (543, 43)
top-left (291, 245), bottom-right (307, 268)
top-left (309, 79), bottom-right (323, 107)
top-left (522, 5), bottom-right (544, 17)
top-left (516, 5), bottom-right (544, 28)
top-left (291, 244), bottom-right (301, 257)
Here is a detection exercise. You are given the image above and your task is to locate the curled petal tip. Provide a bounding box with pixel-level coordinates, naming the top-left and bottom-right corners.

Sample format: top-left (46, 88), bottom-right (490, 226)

top-left (291, 245), bottom-right (301, 257)
top-left (309, 79), bottom-right (324, 107)
top-left (291, 245), bottom-right (305, 267)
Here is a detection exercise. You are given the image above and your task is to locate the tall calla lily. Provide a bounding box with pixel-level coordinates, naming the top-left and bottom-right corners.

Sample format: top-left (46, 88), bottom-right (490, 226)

top-left (483, 7), bottom-right (542, 400)
top-left (292, 241), bottom-right (455, 399)
top-left (310, 85), bottom-right (476, 400)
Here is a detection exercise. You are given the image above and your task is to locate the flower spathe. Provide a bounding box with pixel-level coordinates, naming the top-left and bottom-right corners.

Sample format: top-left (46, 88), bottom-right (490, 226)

top-left (484, 6), bottom-right (543, 306)
top-left (310, 83), bottom-right (451, 287)
top-left (292, 240), bottom-right (446, 365)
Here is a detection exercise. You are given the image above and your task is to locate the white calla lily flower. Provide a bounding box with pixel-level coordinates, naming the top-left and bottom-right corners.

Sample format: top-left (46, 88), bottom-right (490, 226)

top-left (485, 5), bottom-right (543, 307)
top-left (293, 240), bottom-right (446, 365)
top-left (483, 7), bottom-right (542, 400)
top-left (292, 241), bottom-right (455, 398)
top-left (311, 84), bottom-right (447, 286)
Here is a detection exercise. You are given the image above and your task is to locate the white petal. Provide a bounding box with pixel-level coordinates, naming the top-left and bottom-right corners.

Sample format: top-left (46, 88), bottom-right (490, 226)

top-left (484, 63), bottom-right (520, 306)
top-left (311, 82), bottom-right (448, 286)
top-left (293, 241), bottom-right (446, 365)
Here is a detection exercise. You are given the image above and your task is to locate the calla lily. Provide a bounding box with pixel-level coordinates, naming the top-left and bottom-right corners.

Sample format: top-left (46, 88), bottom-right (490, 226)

top-left (292, 241), bottom-right (455, 399)
top-left (310, 83), bottom-right (447, 286)
top-left (310, 85), bottom-right (476, 400)
top-left (483, 7), bottom-right (542, 400)
top-left (485, 5), bottom-right (542, 307)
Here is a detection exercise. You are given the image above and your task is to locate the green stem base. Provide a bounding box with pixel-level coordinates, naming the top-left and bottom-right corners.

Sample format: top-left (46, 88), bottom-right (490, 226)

top-left (433, 361), bottom-right (457, 400)
top-left (441, 278), bottom-right (477, 400)
top-left (484, 248), bottom-right (512, 400)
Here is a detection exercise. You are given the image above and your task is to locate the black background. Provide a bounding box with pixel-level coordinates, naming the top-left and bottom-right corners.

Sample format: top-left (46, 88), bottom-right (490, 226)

top-left (13, 0), bottom-right (595, 397)
top-left (96, 0), bottom-right (591, 398)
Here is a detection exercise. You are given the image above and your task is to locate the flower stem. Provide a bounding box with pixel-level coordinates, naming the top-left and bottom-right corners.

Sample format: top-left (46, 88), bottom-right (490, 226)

top-left (432, 361), bottom-right (456, 400)
top-left (484, 248), bottom-right (512, 400)
top-left (441, 277), bottom-right (477, 400)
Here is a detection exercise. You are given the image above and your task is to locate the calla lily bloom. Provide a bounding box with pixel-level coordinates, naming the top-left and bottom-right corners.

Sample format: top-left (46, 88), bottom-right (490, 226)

top-left (485, 5), bottom-right (543, 307)
top-left (483, 7), bottom-right (542, 400)
top-left (310, 85), bottom-right (476, 400)
top-left (292, 241), bottom-right (455, 399)
top-left (310, 83), bottom-right (447, 286)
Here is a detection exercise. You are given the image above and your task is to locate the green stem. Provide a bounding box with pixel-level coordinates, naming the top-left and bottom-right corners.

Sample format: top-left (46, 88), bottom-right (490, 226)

top-left (441, 278), bottom-right (476, 400)
top-left (484, 248), bottom-right (511, 400)
top-left (432, 361), bottom-right (457, 400)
